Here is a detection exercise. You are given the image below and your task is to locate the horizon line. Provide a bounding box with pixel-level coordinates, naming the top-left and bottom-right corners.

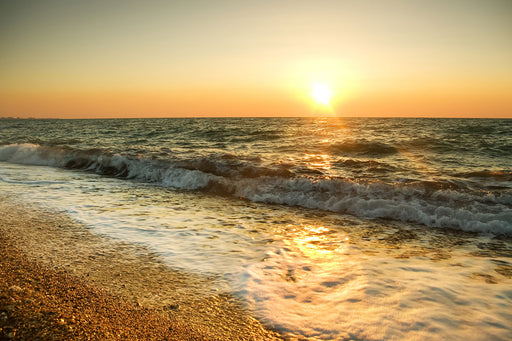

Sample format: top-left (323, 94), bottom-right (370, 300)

top-left (1, 115), bottom-right (511, 120)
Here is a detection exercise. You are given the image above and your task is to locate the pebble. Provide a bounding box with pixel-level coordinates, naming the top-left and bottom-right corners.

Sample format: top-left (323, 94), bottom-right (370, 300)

top-left (164, 304), bottom-right (180, 311)
top-left (8, 285), bottom-right (23, 293)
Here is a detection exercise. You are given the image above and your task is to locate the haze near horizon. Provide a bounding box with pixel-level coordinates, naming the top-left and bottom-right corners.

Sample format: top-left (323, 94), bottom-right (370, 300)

top-left (1, 0), bottom-right (511, 118)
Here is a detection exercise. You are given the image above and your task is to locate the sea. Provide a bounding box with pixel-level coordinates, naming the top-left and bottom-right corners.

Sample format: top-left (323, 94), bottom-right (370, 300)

top-left (1, 117), bottom-right (511, 340)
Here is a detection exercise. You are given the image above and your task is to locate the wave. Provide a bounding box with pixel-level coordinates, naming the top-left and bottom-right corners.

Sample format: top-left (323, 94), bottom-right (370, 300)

top-left (334, 158), bottom-right (397, 172)
top-left (455, 170), bottom-right (512, 181)
top-left (236, 177), bottom-right (512, 235)
top-left (329, 141), bottom-right (398, 157)
top-left (176, 157), bottom-right (293, 179)
top-left (402, 137), bottom-right (455, 153)
top-left (1, 143), bottom-right (511, 236)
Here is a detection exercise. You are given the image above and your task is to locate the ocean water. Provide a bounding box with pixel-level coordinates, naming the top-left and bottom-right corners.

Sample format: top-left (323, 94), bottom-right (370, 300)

top-left (1, 117), bottom-right (511, 340)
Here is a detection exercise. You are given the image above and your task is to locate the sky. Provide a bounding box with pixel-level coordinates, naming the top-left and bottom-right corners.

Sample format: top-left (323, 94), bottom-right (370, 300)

top-left (1, 0), bottom-right (511, 118)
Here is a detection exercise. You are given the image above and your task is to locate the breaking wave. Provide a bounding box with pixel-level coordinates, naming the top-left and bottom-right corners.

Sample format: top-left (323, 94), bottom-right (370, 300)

top-left (1, 143), bottom-right (511, 235)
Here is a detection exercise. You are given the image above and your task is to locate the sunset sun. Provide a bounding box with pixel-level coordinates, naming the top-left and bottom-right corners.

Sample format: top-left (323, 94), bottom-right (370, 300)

top-left (312, 82), bottom-right (333, 106)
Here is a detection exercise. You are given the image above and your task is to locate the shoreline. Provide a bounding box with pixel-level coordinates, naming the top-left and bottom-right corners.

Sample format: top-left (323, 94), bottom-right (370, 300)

top-left (0, 195), bottom-right (282, 340)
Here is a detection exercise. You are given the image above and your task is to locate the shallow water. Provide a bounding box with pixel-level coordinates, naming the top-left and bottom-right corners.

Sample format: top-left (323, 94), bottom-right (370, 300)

top-left (1, 117), bottom-right (511, 339)
top-left (0, 162), bottom-right (511, 340)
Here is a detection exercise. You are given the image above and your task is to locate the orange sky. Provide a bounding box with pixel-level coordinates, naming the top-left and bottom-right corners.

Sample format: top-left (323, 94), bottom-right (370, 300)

top-left (1, 0), bottom-right (511, 118)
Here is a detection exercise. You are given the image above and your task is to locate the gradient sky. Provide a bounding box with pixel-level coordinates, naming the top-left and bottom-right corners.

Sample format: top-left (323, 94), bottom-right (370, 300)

top-left (1, 0), bottom-right (511, 118)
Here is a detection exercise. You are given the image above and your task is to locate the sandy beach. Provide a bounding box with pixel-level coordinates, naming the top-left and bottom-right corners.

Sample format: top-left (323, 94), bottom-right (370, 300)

top-left (0, 195), bottom-right (283, 340)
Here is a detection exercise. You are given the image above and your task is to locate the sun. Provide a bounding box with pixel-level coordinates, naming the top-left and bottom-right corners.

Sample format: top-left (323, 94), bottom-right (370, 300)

top-left (312, 82), bottom-right (333, 106)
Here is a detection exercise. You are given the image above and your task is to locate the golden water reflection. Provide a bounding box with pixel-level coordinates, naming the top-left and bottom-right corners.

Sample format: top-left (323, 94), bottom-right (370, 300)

top-left (281, 224), bottom-right (349, 261)
top-left (303, 153), bottom-right (333, 173)
top-left (250, 222), bottom-right (368, 339)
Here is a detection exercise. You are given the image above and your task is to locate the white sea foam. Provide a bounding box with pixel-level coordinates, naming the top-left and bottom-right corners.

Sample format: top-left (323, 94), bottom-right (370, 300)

top-left (235, 177), bottom-right (512, 236)
top-left (239, 242), bottom-right (512, 340)
top-left (0, 143), bottom-right (58, 166)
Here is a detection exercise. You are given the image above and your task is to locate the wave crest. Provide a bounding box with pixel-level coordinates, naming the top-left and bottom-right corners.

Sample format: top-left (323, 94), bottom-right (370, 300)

top-left (1, 143), bottom-right (510, 235)
top-left (329, 141), bottom-right (398, 157)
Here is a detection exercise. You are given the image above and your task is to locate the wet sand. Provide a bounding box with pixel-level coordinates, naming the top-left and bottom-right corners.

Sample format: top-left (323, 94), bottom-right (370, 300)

top-left (0, 195), bottom-right (282, 340)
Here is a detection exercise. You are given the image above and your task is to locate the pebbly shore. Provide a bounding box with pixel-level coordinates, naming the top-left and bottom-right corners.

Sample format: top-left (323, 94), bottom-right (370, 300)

top-left (0, 195), bottom-right (282, 340)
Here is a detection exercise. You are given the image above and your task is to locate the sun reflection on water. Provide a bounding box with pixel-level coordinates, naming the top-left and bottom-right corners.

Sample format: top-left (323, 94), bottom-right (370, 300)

top-left (242, 222), bottom-right (369, 338)
top-left (303, 153), bottom-right (333, 174)
top-left (287, 224), bottom-right (345, 258)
